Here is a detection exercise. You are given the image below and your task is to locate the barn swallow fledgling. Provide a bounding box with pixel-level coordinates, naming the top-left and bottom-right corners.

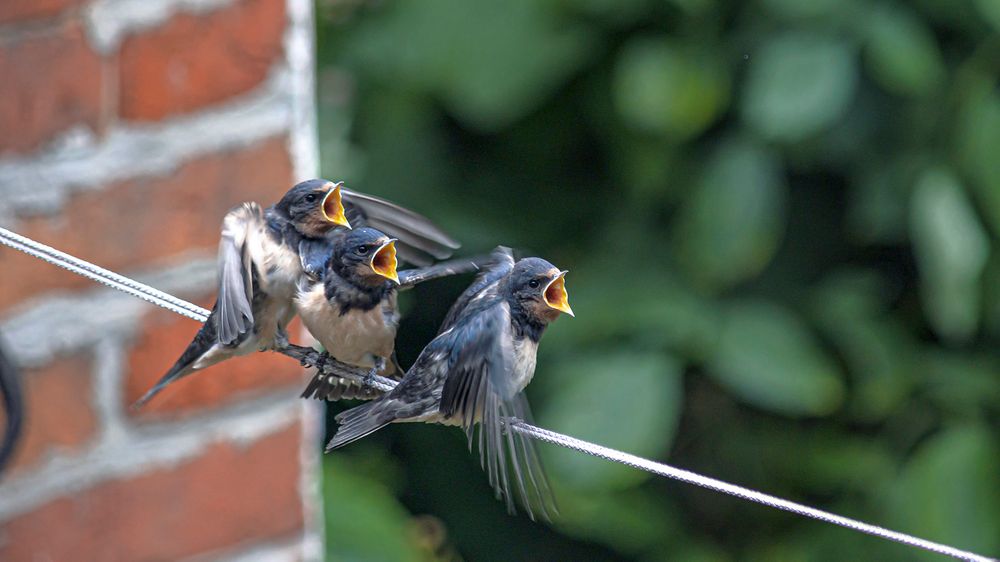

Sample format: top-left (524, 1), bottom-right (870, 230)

top-left (296, 227), bottom-right (483, 401)
top-left (325, 247), bottom-right (573, 520)
top-left (133, 181), bottom-right (351, 407)
top-left (135, 179), bottom-right (461, 408)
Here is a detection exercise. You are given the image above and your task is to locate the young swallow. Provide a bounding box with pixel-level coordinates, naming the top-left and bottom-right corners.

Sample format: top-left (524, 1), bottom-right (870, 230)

top-left (133, 180), bottom-right (351, 407)
top-left (296, 227), bottom-right (482, 401)
top-left (134, 179), bottom-right (461, 408)
top-left (325, 247), bottom-right (573, 520)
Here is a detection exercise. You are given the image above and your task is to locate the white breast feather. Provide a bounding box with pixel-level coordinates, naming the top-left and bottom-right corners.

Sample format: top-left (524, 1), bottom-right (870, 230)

top-left (296, 286), bottom-right (397, 368)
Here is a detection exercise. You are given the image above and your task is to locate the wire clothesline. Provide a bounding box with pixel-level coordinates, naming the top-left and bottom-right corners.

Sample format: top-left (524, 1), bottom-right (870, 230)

top-left (0, 226), bottom-right (995, 562)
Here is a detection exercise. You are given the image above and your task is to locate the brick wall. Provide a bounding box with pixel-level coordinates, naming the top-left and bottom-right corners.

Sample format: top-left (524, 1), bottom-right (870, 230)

top-left (0, 0), bottom-right (323, 560)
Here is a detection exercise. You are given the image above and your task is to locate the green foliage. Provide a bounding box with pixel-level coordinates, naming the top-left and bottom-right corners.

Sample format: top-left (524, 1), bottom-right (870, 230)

top-left (540, 351), bottom-right (683, 490)
top-left (316, 0), bottom-right (1000, 559)
top-left (707, 301), bottom-right (844, 416)
top-left (741, 32), bottom-right (857, 142)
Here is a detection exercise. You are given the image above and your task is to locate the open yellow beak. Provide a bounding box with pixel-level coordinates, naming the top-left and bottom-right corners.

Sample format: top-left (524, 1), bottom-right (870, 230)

top-left (321, 183), bottom-right (351, 228)
top-left (370, 239), bottom-right (399, 284)
top-left (543, 271), bottom-right (573, 317)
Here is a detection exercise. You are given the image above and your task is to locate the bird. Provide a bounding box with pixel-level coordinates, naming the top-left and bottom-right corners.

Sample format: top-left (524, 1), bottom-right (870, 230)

top-left (296, 226), bottom-right (483, 401)
top-left (324, 247), bottom-right (573, 520)
top-left (134, 179), bottom-right (460, 408)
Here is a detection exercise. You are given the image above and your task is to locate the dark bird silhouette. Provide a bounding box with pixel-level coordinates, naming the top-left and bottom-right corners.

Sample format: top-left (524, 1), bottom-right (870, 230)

top-left (326, 247), bottom-right (573, 520)
top-left (297, 227), bottom-right (482, 401)
top-left (135, 179), bottom-right (460, 408)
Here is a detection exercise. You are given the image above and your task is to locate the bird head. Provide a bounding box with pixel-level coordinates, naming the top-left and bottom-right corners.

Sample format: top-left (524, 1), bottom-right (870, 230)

top-left (277, 179), bottom-right (351, 236)
top-left (506, 257), bottom-right (573, 323)
top-left (333, 227), bottom-right (399, 286)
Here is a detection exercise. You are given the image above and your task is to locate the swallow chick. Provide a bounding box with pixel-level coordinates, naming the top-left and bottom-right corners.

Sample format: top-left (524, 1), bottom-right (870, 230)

top-left (133, 180), bottom-right (352, 407)
top-left (325, 247), bottom-right (573, 520)
top-left (296, 227), bottom-right (483, 401)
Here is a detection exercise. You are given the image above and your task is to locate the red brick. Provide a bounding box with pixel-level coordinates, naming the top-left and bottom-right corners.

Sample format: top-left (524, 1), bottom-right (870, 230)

top-left (0, 423), bottom-right (305, 561)
top-left (0, 355), bottom-right (97, 475)
top-left (124, 298), bottom-right (306, 417)
top-left (0, 23), bottom-right (103, 155)
top-left (0, 0), bottom-right (82, 24)
top-left (119, 0), bottom-right (286, 121)
top-left (0, 136), bottom-right (293, 313)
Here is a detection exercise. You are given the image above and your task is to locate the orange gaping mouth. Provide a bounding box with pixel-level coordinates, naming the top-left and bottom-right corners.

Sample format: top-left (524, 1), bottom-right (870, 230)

top-left (370, 239), bottom-right (399, 284)
top-left (543, 272), bottom-right (573, 316)
top-left (321, 183), bottom-right (351, 228)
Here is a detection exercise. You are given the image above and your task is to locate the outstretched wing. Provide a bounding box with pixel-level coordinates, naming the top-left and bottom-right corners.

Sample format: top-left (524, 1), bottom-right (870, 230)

top-left (437, 246), bottom-right (514, 334)
top-left (397, 255), bottom-right (486, 290)
top-left (341, 188), bottom-right (460, 267)
top-left (437, 301), bottom-right (557, 521)
top-left (216, 202), bottom-right (260, 345)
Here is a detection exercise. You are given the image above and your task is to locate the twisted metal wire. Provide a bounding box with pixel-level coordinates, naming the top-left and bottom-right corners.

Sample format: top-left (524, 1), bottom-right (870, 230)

top-left (508, 421), bottom-right (996, 562)
top-left (0, 227), bottom-right (209, 322)
top-left (1, 226), bottom-right (995, 562)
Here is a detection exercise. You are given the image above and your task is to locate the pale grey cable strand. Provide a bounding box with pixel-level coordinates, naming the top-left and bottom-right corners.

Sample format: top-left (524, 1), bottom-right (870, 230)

top-left (1, 227), bottom-right (995, 562)
top-left (507, 421), bottom-right (996, 562)
top-left (0, 227), bottom-right (210, 320)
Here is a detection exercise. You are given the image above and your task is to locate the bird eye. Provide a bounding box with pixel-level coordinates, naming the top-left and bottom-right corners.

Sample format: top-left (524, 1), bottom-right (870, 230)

top-left (528, 279), bottom-right (540, 289)
top-left (356, 245), bottom-right (369, 255)
top-left (305, 193), bottom-right (317, 203)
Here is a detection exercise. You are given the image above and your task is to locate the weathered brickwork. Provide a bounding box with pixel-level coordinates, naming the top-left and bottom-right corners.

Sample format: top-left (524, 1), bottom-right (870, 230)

top-left (0, 0), bottom-right (321, 559)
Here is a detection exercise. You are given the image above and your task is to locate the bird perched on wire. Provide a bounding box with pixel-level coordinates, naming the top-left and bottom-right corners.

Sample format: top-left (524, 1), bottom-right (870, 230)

top-left (134, 179), bottom-right (460, 408)
top-left (325, 247), bottom-right (573, 520)
top-left (296, 227), bottom-right (483, 401)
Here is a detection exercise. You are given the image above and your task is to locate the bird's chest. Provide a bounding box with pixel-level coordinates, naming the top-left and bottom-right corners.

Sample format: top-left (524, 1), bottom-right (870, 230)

top-left (510, 337), bottom-right (539, 393)
top-left (318, 304), bottom-right (397, 367)
top-left (257, 239), bottom-right (303, 299)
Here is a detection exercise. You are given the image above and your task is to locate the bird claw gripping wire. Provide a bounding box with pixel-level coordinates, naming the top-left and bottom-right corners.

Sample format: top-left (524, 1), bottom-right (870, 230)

top-left (365, 357), bottom-right (387, 390)
top-left (275, 344), bottom-right (396, 394)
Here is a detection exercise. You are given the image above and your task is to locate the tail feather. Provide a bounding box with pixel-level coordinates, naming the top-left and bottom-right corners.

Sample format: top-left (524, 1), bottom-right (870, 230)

top-left (132, 318), bottom-right (218, 409)
top-left (132, 359), bottom-right (196, 409)
top-left (327, 401), bottom-right (392, 450)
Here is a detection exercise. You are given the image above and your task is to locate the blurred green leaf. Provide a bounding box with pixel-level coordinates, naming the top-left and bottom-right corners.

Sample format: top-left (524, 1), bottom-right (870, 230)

top-left (761, 0), bottom-right (848, 20)
top-left (863, 4), bottom-right (946, 97)
top-left (742, 32), bottom-right (857, 141)
top-left (673, 139), bottom-right (786, 290)
top-left (613, 37), bottom-right (730, 139)
top-left (846, 164), bottom-right (912, 244)
top-left (909, 168), bottom-right (989, 343)
top-left (707, 301), bottom-right (845, 416)
top-left (973, 0), bottom-right (1000, 32)
top-left (555, 487), bottom-right (681, 555)
top-left (920, 351), bottom-right (1000, 416)
top-left (888, 426), bottom-right (1000, 559)
top-left (539, 351), bottom-right (683, 490)
top-left (324, 456), bottom-right (427, 562)
top-left (810, 270), bottom-right (916, 421)
top-left (957, 86), bottom-right (1000, 235)
top-left (558, 0), bottom-right (651, 25)
top-left (347, 0), bottom-right (595, 132)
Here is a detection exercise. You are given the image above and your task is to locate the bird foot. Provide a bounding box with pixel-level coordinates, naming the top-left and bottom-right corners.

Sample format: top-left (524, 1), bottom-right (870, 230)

top-left (364, 367), bottom-right (378, 389)
top-left (274, 329), bottom-right (290, 350)
top-left (364, 357), bottom-right (387, 389)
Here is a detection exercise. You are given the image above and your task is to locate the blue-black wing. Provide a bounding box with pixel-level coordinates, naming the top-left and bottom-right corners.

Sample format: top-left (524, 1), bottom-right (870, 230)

top-left (437, 246), bottom-right (513, 334)
top-left (341, 189), bottom-right (460, 267)
top-left (437, 301), bottom-right (556, 521)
